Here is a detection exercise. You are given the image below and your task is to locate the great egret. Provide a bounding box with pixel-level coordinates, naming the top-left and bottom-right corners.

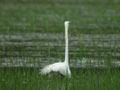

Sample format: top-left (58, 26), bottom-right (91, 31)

top-left (40, 21), bottom-right (71, 78)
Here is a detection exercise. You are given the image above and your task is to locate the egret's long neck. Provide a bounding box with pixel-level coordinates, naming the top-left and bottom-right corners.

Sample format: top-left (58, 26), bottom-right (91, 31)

top-left (64, 23), bottom-right (69, 64)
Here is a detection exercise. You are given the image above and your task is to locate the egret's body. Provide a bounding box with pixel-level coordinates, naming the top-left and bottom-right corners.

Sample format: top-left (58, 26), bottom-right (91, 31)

top-left (40, 21), bottom-right (71, 78)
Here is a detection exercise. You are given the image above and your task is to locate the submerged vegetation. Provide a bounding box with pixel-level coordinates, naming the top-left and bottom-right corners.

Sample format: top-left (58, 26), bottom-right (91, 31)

top-left (0, 0), bottom-right (120, 90)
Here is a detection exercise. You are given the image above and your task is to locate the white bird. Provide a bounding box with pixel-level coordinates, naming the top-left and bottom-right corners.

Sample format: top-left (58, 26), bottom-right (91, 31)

top-left (40, 21), bottom-right (71, 78)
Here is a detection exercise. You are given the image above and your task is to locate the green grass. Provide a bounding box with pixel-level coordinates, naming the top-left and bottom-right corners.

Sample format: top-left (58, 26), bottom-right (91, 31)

top-left (0, 0), bottom-right (120, 34)
top-left (0, 0), bottom-right (120, 90)
top-left (0, 68), bottom-right (120, 90)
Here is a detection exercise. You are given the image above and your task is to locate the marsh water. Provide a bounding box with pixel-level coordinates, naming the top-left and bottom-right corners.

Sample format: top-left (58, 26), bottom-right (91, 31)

top-left (0, 33), bottom-right (120, 68)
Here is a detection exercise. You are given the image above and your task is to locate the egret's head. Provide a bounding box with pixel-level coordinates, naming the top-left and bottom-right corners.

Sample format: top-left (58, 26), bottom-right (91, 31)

top-left (65, 21), bottom-right (70, 25)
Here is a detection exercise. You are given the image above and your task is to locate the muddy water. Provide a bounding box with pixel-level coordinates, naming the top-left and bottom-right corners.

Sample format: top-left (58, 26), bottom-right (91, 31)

top-left (0, 33), bottom-right (120, 68)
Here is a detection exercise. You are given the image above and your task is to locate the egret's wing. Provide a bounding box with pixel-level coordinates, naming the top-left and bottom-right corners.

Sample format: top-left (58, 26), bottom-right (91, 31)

top-left (40, 64), bottom-right (53, 75)
top-left (40, 62), bottom-right (62, 75)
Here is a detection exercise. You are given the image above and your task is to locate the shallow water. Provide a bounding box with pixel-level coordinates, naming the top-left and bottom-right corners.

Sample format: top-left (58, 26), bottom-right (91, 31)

top-left (0, 33), bottom-right (120, 68)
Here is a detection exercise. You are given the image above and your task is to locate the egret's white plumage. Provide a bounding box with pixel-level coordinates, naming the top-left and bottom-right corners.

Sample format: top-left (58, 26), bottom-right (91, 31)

top-left (40, 21), bottom-right (71, 78)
